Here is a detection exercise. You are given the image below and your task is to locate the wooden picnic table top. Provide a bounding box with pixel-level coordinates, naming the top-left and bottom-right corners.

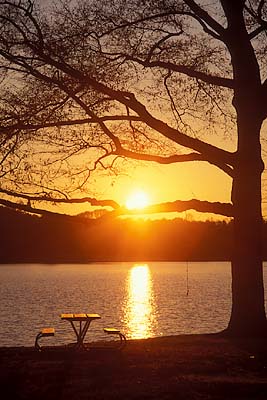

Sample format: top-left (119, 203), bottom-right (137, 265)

top-left (60, 313), bottom-right (101, 321)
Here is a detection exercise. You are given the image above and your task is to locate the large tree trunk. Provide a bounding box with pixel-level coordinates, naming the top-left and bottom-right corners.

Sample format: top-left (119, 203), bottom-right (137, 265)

top-left (219, 0), bottom-right (267, 337)
top-left (227, 117), bottom-right (266, 336)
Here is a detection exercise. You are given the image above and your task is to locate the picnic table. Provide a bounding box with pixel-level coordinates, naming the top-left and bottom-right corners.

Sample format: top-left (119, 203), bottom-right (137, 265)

top-left (60, 313), bottom-right (101, 349)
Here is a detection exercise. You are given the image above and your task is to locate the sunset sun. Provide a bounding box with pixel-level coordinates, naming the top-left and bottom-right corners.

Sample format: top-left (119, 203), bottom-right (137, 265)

top-left (125, 190), bottom-right (149, 210)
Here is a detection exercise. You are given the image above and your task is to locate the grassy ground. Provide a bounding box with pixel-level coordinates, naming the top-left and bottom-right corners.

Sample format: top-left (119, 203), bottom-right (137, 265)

top-left (1, 334), bottom-right (267, 400)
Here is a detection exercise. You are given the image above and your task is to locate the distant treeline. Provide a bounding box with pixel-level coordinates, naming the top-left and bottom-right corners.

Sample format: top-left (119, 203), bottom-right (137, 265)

top-left (1, 206), bottom-right (267, 263)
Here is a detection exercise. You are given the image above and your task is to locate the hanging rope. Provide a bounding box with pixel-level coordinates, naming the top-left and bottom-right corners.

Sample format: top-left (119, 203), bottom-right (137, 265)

top-left (185, 211), bottom-right (189, 296)
top-left (186, 260), bottom-right (189, 296)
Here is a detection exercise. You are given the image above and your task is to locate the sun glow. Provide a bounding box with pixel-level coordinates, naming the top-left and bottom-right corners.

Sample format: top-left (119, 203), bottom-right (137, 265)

top-left (125, 189), bottom-right (149, 210)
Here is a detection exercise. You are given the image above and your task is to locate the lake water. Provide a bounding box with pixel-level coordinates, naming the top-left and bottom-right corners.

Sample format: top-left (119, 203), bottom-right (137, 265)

top-left (0, 262), bottom-right (266, 347)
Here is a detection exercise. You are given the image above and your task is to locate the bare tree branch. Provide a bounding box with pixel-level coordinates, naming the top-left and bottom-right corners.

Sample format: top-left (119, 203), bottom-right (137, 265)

top-left (0, 188), bottom-right (120, 209)
top-left (0, 198), bottom-right (84, 219)
top-left (0, 116), bottom-right (142, 134)
top-left (112, 148), bottom-right (234, 177)
top-left (0, 42), bottom-right (235, 173)
top-left (122, 56), bottom-right (234, 89)
top-left (183, 0), bottom-right (226, 37)
top-left (102, 198), bottom-right (234, 219)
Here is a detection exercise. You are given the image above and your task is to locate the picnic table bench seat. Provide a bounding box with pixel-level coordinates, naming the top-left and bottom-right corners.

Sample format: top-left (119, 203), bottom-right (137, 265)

top-left (103, 327), bottom-right (126, 349)
top-left (35, 328), bottom-right (55, 351)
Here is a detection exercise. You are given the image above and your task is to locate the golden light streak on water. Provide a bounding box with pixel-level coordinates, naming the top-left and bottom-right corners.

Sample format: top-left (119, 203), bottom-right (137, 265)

top-left (125, 264), bottom-right (156, 339)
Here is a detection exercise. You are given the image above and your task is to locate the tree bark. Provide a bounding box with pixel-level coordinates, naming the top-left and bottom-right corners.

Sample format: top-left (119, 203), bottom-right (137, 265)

top-left (227, 117), bottom-right (266, 336)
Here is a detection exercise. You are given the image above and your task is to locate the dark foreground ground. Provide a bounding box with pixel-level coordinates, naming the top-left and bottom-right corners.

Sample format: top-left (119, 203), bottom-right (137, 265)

top-left (1, 334), bottom-right (267, 400)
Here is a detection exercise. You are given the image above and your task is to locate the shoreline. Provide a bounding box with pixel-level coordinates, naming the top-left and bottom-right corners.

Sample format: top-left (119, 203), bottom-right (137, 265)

top-left (1, 333), bottom-right (267, 399)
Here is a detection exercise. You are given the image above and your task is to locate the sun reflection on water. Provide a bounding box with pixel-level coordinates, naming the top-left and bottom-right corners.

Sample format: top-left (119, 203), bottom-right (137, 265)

top-left (124, 264), bottom-right (157, 339)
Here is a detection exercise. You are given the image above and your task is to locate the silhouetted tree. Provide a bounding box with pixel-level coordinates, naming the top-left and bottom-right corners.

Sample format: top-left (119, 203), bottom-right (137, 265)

top-left (0, 0), bottom-right (267, 335)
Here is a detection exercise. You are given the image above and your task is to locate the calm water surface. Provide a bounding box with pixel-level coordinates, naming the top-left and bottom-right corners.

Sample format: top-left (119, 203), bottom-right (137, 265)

top-left (0, 262), bottom-right (266, 346)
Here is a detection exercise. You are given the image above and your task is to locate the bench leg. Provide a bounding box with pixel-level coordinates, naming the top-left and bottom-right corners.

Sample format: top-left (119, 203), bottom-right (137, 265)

top-left (103, 328), bottom-right (127, 350)
top-left (35, 329), bottom-right (55, 351)
top-left (35, 332), bottom-right (43, 351)
top-left (118, 333), bottom-right (127, 349)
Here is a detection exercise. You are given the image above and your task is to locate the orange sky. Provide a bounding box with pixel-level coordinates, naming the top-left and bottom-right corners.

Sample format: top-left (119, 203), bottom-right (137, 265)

top-left (59, 151), bottom-right (233, 221)
top-left (106, 162), bottom-right (232, 215)
top-left (55, 129), bottom-right (267, 221)
top-left (93, 126), bottom-right (267, 220)
top-left (47, 116), bottom-right (267, 221)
